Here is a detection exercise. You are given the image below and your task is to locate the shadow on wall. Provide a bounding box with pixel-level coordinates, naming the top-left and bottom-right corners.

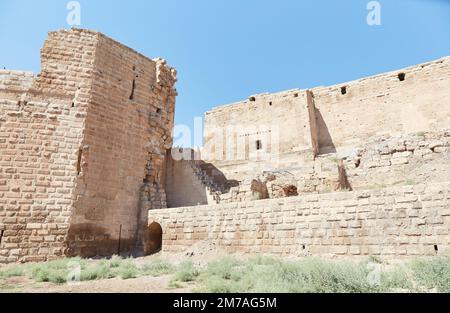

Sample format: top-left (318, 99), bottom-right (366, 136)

top-left (316, 109), bottom-right (337, 155)
top-left (165, 155), bottom-right (209, 208)
top-left (165, 149), bottom-right (240, 208)
top-left (65, 223), bottom-right (135, 258)
top-left (194, 160), bottom-right (240, 192)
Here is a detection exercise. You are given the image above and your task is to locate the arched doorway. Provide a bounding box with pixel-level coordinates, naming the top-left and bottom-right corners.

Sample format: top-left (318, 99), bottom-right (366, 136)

top-left (147, 222), bottom-right (163, 254)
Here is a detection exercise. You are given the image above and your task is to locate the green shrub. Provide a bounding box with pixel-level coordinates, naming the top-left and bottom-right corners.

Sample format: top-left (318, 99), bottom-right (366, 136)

top-left (110, 255), bottom-right (123, 268)
top-left (142, 259), bottom-right (174, 276)
top-left (411, 255), bottom-right (450, 292)
top-left (80, 261), bottom-right (114, 281)
top-left (31, 267), bottom-right (67, 284)
top-left (0, 266), bottom-right (25, 279)
top-left (207, 256), bottom-right (243, 280)
top-left (174, 261), bottom-right (199, 282)
top-left (29, 258), bottom-right (84, 284)
top-left (194, 256), bottom-right (400, 293)
top-left (118, 259), bottom-right (139, 280)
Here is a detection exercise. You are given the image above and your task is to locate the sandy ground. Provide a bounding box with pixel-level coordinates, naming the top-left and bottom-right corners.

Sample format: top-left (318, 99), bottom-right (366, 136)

top-left (1, 275), bottom-right (194, 293)
top-left (0, 241), bottom-right (224, 293)
top-left (0, 240), bottom-right (412, 293)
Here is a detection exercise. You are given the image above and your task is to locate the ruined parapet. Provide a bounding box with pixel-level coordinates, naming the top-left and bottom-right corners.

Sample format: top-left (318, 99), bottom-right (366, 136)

top-left (201, 56), bottom-right (450, 182)
top-left (0, 29), bottom-right (177, 263)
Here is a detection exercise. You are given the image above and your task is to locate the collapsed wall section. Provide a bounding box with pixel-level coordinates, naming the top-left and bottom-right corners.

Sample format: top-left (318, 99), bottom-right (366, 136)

top-left (149, 182), bottom-right (450, 258)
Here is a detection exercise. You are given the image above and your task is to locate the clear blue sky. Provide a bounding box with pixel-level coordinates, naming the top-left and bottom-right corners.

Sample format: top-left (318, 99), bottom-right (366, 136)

top-left (1, 0), bottom-right (449, 139)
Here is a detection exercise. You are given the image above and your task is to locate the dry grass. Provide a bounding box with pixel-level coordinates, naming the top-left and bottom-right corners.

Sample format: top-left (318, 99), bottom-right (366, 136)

top-left (1, 254), bottom-right (449, 293)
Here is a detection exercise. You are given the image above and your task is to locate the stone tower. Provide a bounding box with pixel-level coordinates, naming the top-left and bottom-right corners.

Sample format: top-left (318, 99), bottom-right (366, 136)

top-left (0, 29), bottom-right (177, 263)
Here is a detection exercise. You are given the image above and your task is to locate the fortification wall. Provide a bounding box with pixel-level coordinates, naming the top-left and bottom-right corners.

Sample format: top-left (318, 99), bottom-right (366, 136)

top-left (312, 57), bottom-right (450, 153)
top-left (149, 182), bottom-right (450, 258)
top-left (0, 71), bottom-right (34, 95)
top-left (165, 155), bottom-right (209, 208)
top-left (62, 32), bottom-right (177, 257)
top-left (201, 56), bottom-right (450, 183)
top-left (203, 89), bottom-right (314, 181)
top-left (0, 29), bottom-right (177, 263)
top-left (0, 29), bottom-right (97, 263)
top-left (286, 129), bottom-right (450, 195)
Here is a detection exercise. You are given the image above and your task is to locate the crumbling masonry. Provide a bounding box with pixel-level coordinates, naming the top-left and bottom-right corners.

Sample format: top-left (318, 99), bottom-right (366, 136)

top-left (1, 29), bottom-right (449, 263)
top-left (0, 29), bottom-right (177, 263)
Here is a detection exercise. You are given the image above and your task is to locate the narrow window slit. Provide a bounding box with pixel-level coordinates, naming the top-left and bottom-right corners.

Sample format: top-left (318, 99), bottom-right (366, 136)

top-left (341, 86), bottom-right (347, 95)
top-left (256, 140), bottom-right (262, 150)
top-left (0, 230), bottom-right (4, 245)
top-left (434, 245), bottom-right (439, 253)
top-left (129, 79), bottom-right (136, 100)
top-left (76, 148), bottom-right (83, 175)
top-left (117, 224), bottom-right (123, 255)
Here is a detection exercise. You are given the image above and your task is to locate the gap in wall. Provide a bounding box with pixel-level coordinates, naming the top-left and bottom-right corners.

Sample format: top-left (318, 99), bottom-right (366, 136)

top-left (76, 148), bottom-right (83, 175)
top-left (129, 79), bottom-right (136, 100)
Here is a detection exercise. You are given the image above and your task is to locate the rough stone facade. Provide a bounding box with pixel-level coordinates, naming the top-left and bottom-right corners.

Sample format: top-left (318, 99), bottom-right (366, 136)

top-left (150, 182), bottom-right (450, 257)
top-left (160, 56), bottom-right (450, 258)
top-left (201, 56), bottom-right (450, 181)
top-left (166, 57), bottom-right (450, 208)
top-left (1, 29), bottom-right (449, 263)
top-left (0, 29), bottom-right (177, 263)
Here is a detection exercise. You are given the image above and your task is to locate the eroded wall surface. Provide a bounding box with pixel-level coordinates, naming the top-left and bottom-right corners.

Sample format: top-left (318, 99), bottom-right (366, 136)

top-left (313, 57), bottom-right (450, 153)
top-left (0, 29), bottom-right (177, 263)
top-left (68, 32), bottom-right (177, 257)
top-left (201, 57), bottom-right (450, 181)
top-left (0, 29), bottom-right (97, 263)
top-left (165, 154), bottom-right (209, 208)
top-left (202, 90), bottom-right (314, 181)
top-left (149, 182), bottom-right (450, 258)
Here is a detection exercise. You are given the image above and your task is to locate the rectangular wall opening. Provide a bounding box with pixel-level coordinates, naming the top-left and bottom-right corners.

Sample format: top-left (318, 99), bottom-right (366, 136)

top-left (256, 140), bottom-right (262, 150)
top-left (77, 148), bottom-right (83, 175)
top-left (129, 79), bottom-right (136, 100)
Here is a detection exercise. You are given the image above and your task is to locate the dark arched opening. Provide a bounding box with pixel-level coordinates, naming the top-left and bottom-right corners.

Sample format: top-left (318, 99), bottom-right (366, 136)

top-left (147, 222), bottom-right (163, 254)
top-left (283, 185), bottom-right (299, 197)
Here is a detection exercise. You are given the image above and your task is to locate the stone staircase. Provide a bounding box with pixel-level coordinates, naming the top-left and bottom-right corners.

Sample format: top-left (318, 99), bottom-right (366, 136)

top-left (185, 160), bottom-right (230, 204)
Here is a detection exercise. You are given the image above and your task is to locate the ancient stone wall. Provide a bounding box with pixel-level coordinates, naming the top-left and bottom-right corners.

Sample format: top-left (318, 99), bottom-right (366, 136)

top-left (313, 57), bottom-right (450, 153)
top-left (201, 56), bottom-right (450, 182)
top-left (0, 29), bottom-right (177, 263)
top-left (202, 89), bottom-right (314, 181)
top-left (165, 153), bottom-right (209, 208)
top-left (175, 130), bottom-right (449, 206)
top-left (149, 182), bottom-right (450, 258)
top-left (0, 71), bottom-right (34, 93)
top-left (0, 29), bottom-right (98, 263)
top-left (67, 32), bottom-right (177, 257)
top-left (287, 129), bottom-right (450, 195)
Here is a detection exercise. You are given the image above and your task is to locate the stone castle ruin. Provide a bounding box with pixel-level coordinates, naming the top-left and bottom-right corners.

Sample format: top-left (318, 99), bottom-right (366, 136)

top-left (1, 29), bottom-right (449, 263)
